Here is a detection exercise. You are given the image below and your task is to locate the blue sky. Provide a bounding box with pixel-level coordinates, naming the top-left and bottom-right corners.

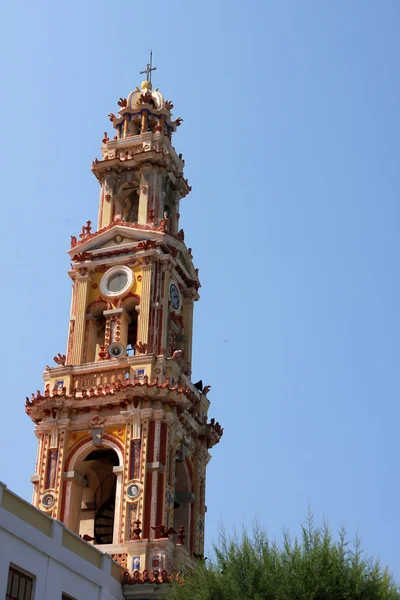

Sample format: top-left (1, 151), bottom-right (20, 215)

top-left (1, 0), bottom-right (400, 578)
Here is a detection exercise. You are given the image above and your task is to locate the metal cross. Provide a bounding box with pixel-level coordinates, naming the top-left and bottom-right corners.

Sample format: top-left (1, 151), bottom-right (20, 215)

top-left (140, 51), bottom-right (157, 83)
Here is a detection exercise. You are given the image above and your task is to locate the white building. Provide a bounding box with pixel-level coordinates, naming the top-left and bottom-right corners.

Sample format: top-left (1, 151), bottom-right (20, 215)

top-left (0, 481), bottom-right (125, 600)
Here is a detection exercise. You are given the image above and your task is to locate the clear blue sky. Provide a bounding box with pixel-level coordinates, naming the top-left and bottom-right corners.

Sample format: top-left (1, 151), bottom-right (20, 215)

top-left (1, 0), bottom-right (399, 578)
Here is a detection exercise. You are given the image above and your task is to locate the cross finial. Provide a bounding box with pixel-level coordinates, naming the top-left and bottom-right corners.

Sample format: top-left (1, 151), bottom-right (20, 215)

top-left (140, 51), bottom-right (157, 83)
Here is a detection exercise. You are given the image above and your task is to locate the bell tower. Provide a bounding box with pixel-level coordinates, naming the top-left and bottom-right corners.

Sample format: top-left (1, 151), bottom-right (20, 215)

top-left (26, 61), bottom-right (223, 584)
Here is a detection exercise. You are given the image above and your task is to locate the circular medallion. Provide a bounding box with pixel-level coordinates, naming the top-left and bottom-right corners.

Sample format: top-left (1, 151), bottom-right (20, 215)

top-left (127, 483), bottom-right (140, 499)
top-left (169, 282), bottom-right (181, 312)
top-left (42, 493), bottom-right (55, 508)
top-left (100, 265), bottom-right (134, 298)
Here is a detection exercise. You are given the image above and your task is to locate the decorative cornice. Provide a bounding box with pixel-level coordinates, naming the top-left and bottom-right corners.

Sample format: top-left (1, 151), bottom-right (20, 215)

top-left (69, 221), bottom-right (186, 254)
top-left (123, 569), bottom-right (183, 585)
top-left (26, 377), bottom-right (197, 414)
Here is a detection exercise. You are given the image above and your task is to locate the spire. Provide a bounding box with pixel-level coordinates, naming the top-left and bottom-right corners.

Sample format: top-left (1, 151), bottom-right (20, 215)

top-left (140, 50), bottom-right (157, 85)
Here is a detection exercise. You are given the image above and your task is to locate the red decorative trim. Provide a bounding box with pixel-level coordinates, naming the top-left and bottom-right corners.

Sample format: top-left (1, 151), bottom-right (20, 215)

top-left (123, 569), bottom-right (181, 585)
top-left (60, 480), bottom-right (67, 524)
top-left (159, 423), bottom-right (167, 465)
top-left (86, 296), bottom-right (112, 313)
top-left (116, 292), bottom-right (140, 308)
top-left (26, 378), bottom-right (199, 407)
top-left (142, 473), bottom-right (153, 539)
top-left (64, 433), bottom-right (124, 471)
top-left (156, 472), bottom-right (164, 529)
top-left (70, 218), bottom-right (188, 252)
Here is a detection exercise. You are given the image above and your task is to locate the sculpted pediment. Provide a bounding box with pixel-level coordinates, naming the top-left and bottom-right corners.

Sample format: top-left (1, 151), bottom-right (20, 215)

top-left (97, 236), bottom-right (133, 249)
top-left (68, 225), bottom-right (164, 257)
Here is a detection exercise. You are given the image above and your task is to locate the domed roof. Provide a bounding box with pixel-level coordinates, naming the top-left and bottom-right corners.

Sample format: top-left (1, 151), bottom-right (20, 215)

top-left (127, 80), bottom-right (165, 111)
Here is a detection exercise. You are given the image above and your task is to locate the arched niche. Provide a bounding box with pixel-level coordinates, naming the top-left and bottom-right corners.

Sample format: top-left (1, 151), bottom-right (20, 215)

top-left (85, 299), bottom-right (109, 363)
top-left (63, 438), bottom-right (123, 546)
top-left (173, 460), bottom-right (192, 550)
top-left (120, 293), bottom-right (140, 356)
top-left (114, 182), bottom-right (140, 224)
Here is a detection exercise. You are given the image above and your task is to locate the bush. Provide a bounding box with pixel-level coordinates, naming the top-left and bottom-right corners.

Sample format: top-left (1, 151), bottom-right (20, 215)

top-left (167, 515), bottom-right (399, 600)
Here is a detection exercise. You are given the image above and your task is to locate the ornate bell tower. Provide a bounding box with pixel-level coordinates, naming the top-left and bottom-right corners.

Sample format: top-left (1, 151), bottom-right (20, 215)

top-left (26, 59), bottom-right (223, 586)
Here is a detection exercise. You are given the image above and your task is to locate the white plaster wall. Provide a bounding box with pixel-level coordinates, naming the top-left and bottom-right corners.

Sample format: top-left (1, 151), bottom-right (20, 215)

top-left (0, 487), bottom-right (124, 600)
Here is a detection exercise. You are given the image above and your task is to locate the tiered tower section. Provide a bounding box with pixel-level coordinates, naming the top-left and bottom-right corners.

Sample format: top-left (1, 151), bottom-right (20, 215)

top-left (26, 77), bottom-right (223, 583)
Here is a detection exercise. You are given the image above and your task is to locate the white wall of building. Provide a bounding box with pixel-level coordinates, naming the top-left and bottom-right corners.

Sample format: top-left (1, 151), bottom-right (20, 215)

top-left (0, 482), bottom-right (124, 600)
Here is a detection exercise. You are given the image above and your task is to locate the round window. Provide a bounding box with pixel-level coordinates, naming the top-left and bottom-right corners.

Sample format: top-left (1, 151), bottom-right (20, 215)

top-left (100, 266), bottom-right (133, 298)
top-left (107, 271), bottom-right (128, 293)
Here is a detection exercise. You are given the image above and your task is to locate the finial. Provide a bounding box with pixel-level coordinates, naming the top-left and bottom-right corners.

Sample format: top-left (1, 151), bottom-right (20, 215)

top-left (132, 519), bottom-right (142, 540)
top-left (140, 50), bottom-right (157, 84)
top-left (177, 525), bottom-right (185, 545)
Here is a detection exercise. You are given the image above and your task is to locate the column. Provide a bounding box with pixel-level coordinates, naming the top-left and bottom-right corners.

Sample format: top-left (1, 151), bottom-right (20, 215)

top-left (141, 110), bottom-right (148, 135)
top-left (123, 114), bottom-right (129, 138)
top-left (62, 471), bottom-right (87, 532)
top-left (112, 465), bottom-right (124, 544)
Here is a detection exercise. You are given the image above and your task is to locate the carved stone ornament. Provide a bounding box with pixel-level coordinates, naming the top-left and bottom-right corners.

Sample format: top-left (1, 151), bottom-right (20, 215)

top-left (88, 415), bottom-right (106, 446)
top-left (127, 482), bottom-right (141, 499)
top-left (88, 415), bottom-right (106, 428)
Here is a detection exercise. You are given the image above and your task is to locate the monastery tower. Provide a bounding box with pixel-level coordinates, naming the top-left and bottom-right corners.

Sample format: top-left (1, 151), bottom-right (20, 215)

top-left (26, 59), bottom-right (223, 588)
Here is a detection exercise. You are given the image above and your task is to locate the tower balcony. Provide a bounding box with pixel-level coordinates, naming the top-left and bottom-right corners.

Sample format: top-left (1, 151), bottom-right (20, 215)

top-left (42, 355), bottom-right (203, 403)
top-left (44, 354), bottom-right (159, 395)
top-left (93, 130), bottom-right (186, 184)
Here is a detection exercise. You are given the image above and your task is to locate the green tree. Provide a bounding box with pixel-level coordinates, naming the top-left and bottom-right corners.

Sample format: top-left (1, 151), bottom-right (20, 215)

top-left (168, 516), bottom-right (399, 600)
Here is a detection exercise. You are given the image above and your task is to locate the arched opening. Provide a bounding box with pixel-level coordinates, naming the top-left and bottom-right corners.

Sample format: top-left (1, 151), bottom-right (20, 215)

top-left (114, 183), bottom-right (140, 224)
top-left (173, 460), bottom-right (192, 550)
top-left (85, 301), bottom-right (108, 363)
top-left (128, 116), bottom-right (140, 136)
top-left (67, 446), bottom-right (120, 545)
top-left (121, 188), bottom-right (139, 223)
top-left (123, 296), bottom-right (139, 356)
top-left (163, 177), bottom-right (178, 234)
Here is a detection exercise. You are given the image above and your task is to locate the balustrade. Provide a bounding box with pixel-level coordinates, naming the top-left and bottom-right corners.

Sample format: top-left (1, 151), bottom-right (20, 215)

top-left (72, 367), bottom-right (130, 391)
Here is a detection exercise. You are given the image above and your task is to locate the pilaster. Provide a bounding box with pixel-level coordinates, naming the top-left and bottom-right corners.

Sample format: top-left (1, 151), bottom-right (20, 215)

top-left (182, 293), bottom-right (195, 368)
top-left (104, 308), bottom-right (130, 349)
top-left (160, 264), bottom-right (172, 353)
top-left (137, 260), bottom-right (153, 349)
top-left (70, 273), bottom-right (92, 365)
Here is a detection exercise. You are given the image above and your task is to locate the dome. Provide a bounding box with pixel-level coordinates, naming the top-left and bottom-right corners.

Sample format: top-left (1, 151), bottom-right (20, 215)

top-left (126, 80), bottom-right (165, 111)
